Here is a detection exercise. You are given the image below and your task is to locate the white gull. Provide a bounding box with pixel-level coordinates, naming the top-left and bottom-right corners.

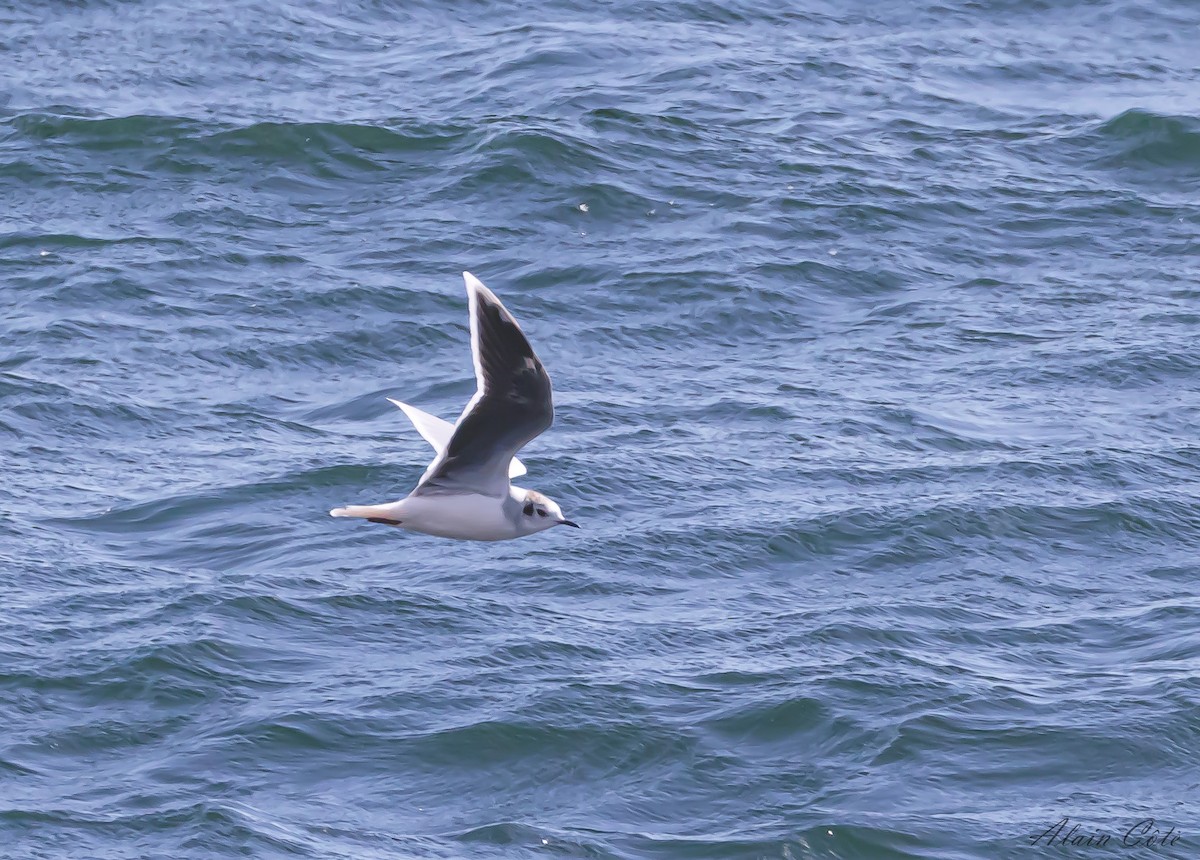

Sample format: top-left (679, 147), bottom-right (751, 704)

top-left (330, 272), bottom-right (578, 541)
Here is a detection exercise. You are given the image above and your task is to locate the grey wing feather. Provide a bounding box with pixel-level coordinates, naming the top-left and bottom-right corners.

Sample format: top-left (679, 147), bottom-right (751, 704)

top-left (414, 274), bottom-right (552, 496)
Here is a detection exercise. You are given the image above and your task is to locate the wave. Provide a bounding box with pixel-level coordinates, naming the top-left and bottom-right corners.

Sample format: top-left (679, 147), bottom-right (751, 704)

top-left (1053, 108), bottom-right (1200, 189)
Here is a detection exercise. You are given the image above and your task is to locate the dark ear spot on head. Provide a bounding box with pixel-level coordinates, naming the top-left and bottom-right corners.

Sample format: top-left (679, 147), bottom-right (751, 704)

top-left (523, 502), bottom-right (535, 516)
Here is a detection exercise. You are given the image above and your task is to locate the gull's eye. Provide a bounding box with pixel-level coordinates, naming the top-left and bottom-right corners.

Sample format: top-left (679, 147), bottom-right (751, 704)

top-left (537, 509), bottom-right (547, 517)
top-left (523, 503), bottom-right (535, 516)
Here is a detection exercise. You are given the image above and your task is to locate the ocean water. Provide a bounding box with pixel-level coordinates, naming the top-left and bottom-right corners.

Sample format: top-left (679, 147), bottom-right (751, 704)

top-left (2, 0), bottom-right (1199, 857)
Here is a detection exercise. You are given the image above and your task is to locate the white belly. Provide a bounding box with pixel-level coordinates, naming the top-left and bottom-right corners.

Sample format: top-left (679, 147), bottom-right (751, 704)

top-left (398, 492), bottom-right (518, 541)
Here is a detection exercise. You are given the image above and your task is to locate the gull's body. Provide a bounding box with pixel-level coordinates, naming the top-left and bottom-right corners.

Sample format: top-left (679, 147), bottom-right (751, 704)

top-left (330, 272), bottom-right (577, 541)
top-left (334, 485), bottom-right (553, 542)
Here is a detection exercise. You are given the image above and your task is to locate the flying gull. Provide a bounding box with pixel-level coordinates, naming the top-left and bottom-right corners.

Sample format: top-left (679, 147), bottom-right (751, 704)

top-left (330, 272), bottom-right (578, 541)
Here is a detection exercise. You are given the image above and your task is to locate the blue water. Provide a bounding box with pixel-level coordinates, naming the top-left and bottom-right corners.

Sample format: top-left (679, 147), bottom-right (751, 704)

top-left (3, 1), bottom-right (1199, 858)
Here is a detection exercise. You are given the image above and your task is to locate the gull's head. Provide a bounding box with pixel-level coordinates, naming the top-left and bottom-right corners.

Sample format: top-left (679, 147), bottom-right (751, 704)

top-left (515, 488), bottom-right (579, 535)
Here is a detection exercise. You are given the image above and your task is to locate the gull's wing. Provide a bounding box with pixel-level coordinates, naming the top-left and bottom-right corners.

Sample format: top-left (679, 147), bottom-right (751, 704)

top-left (413, 272), bottom-right (551, 496)
top-left (388, 398), bottom-right (527, 479)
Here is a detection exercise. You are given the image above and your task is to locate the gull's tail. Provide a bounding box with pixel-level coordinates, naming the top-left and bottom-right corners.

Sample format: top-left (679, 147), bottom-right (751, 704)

top-left (330, 503), bottom-right (400, 520)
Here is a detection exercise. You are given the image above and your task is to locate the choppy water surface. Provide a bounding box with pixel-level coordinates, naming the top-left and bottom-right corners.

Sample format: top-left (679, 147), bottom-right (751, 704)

top-left (3, 1), bottom-right (1199, 858)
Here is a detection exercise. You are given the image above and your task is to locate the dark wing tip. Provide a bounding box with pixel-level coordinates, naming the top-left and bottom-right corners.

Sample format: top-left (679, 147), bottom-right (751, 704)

top-left (463, 270), bottom-right (553, 424)
top-left (463, 271), bottom-right (549, 381)
top-left (464, 271), bottom-right (498, 308)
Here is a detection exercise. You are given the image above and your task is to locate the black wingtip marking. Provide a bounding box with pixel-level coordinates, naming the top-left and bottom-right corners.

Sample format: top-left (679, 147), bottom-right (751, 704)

top-left (472, 283), bottom-right (552, 409)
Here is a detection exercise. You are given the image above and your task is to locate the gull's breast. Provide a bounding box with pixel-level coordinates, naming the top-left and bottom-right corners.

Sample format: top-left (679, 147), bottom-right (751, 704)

top-left (399, 492), bottom-right (517, 542)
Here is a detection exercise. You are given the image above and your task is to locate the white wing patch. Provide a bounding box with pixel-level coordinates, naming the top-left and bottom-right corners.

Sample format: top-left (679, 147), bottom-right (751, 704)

top-left (388, 398), bottom-right (527, 479)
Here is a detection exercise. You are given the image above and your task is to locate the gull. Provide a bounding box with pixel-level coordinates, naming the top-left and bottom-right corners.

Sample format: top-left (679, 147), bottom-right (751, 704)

top-left (330, 272), bottom-right (579, 541)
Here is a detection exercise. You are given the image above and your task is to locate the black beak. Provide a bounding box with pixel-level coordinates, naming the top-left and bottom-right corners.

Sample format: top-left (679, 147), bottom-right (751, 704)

top-left (558, 519), bottom-right (580, 528)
